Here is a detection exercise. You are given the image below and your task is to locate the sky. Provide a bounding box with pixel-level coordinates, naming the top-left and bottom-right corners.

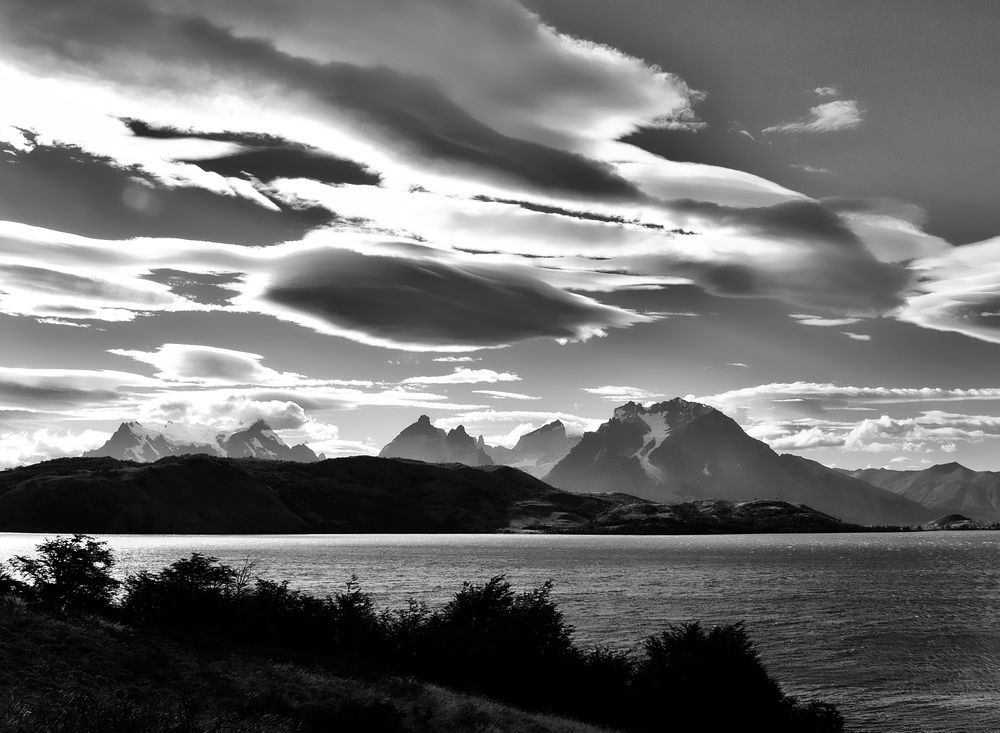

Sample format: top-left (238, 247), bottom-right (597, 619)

top-left (2, 0), bottom-right (1000, 470)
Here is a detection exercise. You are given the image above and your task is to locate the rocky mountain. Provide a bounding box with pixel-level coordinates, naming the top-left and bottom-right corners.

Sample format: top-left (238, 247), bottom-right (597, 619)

top-left (378, 415), bottom-right (492, 466)
top-left (847, 462), bottom-right (1000, 522)
top-left (0, 455), bottom-right (859, 535)
top-left (83, 419), bottom-right (322, 463)
top-left (485, 420), bottom-right (576, 477)
top-left (545, 398), bottom-right (932, 526)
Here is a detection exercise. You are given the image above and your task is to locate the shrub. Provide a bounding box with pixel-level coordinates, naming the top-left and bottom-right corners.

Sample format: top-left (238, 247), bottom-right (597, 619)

top-left (121, 552), bottom-right (236, 626)
top-left (415, 576), bottom-right (578, 709)
top-left (10, 534), bottom-right (119, 612)
top-left (629, 621), bottom-right (838, 732)
top-left (0, 563), bottom-right (27, 600)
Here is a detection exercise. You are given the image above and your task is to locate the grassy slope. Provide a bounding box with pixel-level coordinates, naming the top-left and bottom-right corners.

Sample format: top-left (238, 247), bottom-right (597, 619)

top-left (0, 601), bottom-right (612, 733)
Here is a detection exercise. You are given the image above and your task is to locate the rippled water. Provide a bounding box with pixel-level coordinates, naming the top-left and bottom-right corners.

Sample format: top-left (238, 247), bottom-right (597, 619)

top-left (2, 531), bottom-right (998, 732)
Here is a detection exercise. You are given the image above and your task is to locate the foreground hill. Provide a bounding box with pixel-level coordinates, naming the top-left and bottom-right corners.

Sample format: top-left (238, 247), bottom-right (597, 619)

top-left (0, 605), bottom-right (610, 733)
top-left (0, 455), bottom-right (857, 534)
top-left (546, 398), bottom-right (932, 526)
top-left (847, 462), bottom-right (1000, 522)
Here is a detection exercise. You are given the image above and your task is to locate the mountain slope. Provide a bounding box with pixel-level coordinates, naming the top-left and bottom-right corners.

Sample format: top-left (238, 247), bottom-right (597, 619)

top-left (546, 398), bottom-right (931, 526)
top-left (0, 455), bottom-right (858, 534)
top-left (83, 419), bottom-right (321, 463)
top-left (484, 420), bottom-right (575, 477)
top-left (379, 416), bottom-right (492, 466)
top-left (848, 462), bottom-right (1000, 522)
top-left (0, 455), bottom-right (618, 533)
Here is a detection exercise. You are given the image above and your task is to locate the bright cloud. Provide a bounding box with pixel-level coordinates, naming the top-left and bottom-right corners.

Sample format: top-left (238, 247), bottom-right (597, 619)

top-left (402, 368), bottom-right (520, 385)
top-left (763, 100), bottom-right (863, 135)
top-left (471, 390), bottom-right (540, 401)
top-left (582, 385), bottom-right (663, 402)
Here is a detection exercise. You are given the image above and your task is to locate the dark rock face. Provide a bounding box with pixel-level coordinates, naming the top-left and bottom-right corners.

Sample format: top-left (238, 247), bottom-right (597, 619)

top-left (848, 463), bottom-right (1000, 522)
top-left (546, 397), bottom-right (932, 527)
top-left (379, 416), bottom-right (492, 466)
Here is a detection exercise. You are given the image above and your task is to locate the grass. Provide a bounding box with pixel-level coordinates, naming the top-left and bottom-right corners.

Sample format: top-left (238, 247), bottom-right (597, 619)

top-left (0, 599), bottom-right (612, 733)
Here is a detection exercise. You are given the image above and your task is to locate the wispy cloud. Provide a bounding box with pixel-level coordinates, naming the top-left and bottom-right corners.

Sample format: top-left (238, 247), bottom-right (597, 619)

top-left (401, 368), bottom-right (520, 385)
top-left (763, 100), bottom-right (863, 135)
top-left (790, 314), bottom-right (864, 327)
top-left (471, 390), bottom-right (540, 401)
top-left (582, 385), bottom-right (663, 402)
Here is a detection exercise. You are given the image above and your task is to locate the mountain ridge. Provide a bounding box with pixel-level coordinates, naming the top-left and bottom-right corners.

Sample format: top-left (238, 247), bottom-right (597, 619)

top-left (0, 454), bottom-right (860, 534)
top-left (847, 463), bottom-right (1000, 522)
top-left (544, 398), bottom-right (931, 526)
top-left (83, 419), bottom-right (322, 463)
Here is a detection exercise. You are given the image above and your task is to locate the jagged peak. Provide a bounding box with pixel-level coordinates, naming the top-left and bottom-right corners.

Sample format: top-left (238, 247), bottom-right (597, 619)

top-left (612, 397), bottom-right (715, 423)
top-left (416, 414), bottom-right (431, 425)
top-left (448, 425), bottom-right (469, 437)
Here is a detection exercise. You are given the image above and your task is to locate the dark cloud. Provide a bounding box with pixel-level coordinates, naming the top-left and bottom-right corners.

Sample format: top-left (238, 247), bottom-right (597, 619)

top-left (262, 248), bottom-right (644, 348)
top-left (190, 147), bottom-right (382, 187)
top-left (671, 198), bottom-right (860, 246)
top-left (123, 118), bottom-right (383, 186)
top-left (0, 145), bottom-right (334, 245)
top-left (141, 269), bottom-right (243, 306)
top-left (0, 381), bottom-right (120, 409)
top-left (3, 0), bottom-right (640, 201)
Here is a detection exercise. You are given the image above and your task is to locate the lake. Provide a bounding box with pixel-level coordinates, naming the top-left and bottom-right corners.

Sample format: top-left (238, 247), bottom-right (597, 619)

top-left (2, 531), bottom-right (998, 732)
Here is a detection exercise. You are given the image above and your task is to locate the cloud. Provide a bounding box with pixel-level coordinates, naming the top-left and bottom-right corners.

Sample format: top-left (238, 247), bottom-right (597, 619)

top-left (726, 362), bottom-right (749, 368)
top-left (790, 314), bottom-right (863, 327)
top-left (746, 410), bottom-right (1000, 455)
top-left (432, 356), bottom-right (480, 363)
top-left (471, 390), bottom-right (540, 401)
top-left (789, 164), bottom-right (831, 175)
top-left (0, 221), bottom-right (648, 350)
top-left (108, 343), bottom-right (307, 385)
top-left (583, 385), bottom-right (663, 402)
top-left (700, 382), bottom-right (1000, 413)
top-left (0, 366), bottom-right (161, 410)
top-left (842, 331), bottom-right (871, 341)
top-left (897, 236), bottom-right (1000, 345)
top-left (0, 428), bottom-right (109, 468)
top-left (813, 86), bottom-right (840, 98)
top-left (402, 368), bottom-right (520, 385)
top-left (163, 0), bottom-right (704, 146)
top-left (0, 0), bottom-right (651, 201)
top-left (763, 100), bottom-right (863, 135)
top-left (258, 244), bottom-right (649, 350)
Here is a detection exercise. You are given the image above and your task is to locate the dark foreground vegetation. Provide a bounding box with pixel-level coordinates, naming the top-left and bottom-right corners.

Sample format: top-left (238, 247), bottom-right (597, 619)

top-left (0, 535), bottom-right (844, 732)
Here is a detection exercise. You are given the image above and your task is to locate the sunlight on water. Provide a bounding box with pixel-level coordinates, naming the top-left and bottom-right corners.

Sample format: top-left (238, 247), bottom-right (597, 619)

top-left (2, 531), bottom-right (998, 733)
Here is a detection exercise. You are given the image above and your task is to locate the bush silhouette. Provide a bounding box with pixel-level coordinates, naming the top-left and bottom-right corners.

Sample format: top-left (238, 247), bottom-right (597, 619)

top-left (10, 534), bottom-right (119, 612)
top-left (630, 621), bottom-right (842, 732)
top-left (121, 552), bottom-right (236, 627)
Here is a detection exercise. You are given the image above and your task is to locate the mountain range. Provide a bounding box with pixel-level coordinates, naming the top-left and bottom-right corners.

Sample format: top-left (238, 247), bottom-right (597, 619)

top-left (379, 415), bottom-right (493, 466)
top-left (379, 415), bottom-right (577, 476)
top-left (542, 398), bottom-right (930, 526)
top-left (34, 395), bottom-right (1000, 528)
top-left (846, 462), bottom-right (1000, 522)
top-left (0, 454), bottom-right (858, 534)
top-left (83, 419), bottom-right (323, 463)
